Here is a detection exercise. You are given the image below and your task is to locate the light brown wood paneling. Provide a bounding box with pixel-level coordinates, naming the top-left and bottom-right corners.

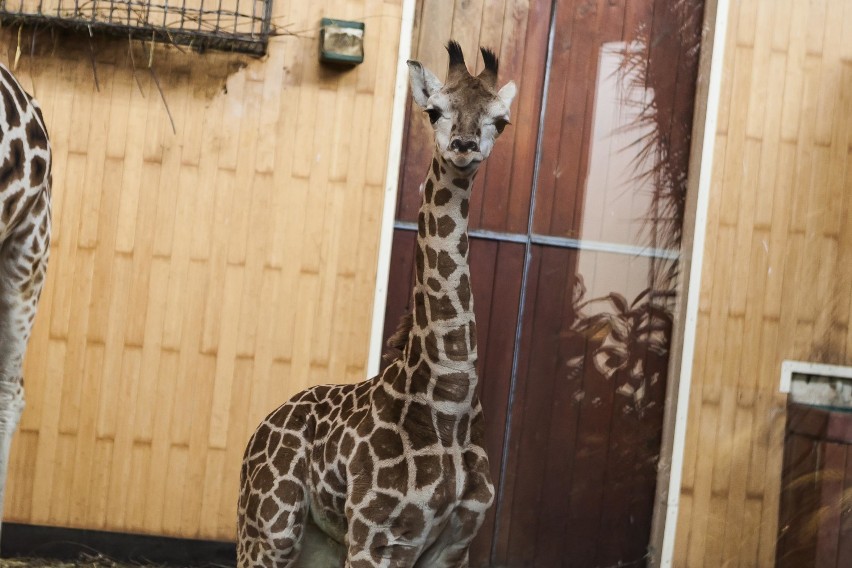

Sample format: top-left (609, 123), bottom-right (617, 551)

top-left (5, 0), bottom-right (403, 541)
top-left (675, 0), bottom-right (852, 565)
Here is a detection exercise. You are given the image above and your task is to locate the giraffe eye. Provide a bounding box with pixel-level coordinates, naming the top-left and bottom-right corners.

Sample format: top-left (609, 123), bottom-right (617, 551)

top-left (494, 118), bottom-right (510, 134)
top-left (425, 107), bottom-right (443, 124)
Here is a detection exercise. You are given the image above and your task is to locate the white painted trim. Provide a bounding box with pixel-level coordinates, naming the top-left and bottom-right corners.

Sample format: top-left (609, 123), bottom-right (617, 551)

top-left (366, 0), bottom-right (416, 378)
top-left (659, 0), bottom-right (731, 565)
top-left (779, 360), bottom-right (852, 394)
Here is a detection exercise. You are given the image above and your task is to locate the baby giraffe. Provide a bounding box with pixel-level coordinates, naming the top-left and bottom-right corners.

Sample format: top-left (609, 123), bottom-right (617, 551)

top-left (237, 41), bottom-right (516, 568)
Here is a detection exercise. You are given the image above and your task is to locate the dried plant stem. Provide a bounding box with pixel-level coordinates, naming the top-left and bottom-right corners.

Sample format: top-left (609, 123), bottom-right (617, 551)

top-left (87, 26), bottom-right (100, 92)
top-left (14, 25), bottom-right (22, 70)
top-left (148, 31), bottom-right (154, 68)
top-left (127, 34), bottom-right (145, 97)
top-left (148, 67), bottom-right (176, 135)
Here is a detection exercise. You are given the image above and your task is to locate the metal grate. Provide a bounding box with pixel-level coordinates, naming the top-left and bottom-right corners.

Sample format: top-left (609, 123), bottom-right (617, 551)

top-left (0, 0), bottom-right (273, 55)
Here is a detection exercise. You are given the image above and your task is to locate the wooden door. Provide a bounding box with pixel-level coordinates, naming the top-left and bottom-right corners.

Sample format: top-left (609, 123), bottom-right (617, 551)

top-left (382, 1), bottom-right (705, 565)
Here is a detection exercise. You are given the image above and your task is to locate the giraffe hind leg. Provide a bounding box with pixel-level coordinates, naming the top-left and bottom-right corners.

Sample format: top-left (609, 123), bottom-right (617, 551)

top-left (0, 196), bottom-right (50, 545)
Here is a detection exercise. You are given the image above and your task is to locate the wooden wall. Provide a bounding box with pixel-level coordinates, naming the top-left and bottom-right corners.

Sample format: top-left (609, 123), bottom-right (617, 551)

top-left (4, 0), bottom-right (404, 541)
top-left (674, 0), bottom-right (852, 565)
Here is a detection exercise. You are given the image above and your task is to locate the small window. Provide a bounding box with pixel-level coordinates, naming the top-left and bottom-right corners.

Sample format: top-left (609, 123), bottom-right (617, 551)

top-left (0, 0), bottom-right (273, 55)
top-left (780, 360), bottom-right (852, 409)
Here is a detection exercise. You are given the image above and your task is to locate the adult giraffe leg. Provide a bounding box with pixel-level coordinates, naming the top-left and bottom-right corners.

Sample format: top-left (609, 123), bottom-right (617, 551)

top-left (0, 188), bottom-right (50, 545)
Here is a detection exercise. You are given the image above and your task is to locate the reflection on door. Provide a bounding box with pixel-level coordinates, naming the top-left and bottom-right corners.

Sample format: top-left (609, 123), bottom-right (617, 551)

top-left (570, 40), bottom-right (677, 417)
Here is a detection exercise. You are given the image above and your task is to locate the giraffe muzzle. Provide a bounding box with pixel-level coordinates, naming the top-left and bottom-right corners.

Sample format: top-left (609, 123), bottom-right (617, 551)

top-left (449, 138), bottom-right (479, 153)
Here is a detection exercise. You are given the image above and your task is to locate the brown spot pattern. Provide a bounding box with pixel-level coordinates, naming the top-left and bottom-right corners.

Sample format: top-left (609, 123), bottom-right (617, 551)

top-left (0, 81), bottom-right (21, 128)
top-left (409, 360), bottom-right (431, 393)
top-left (443, 326), bottom-right (469, 361)
top-left (425, 245), bottom-right (438, 269)
top-left (26, 116), bottom-right (48, 150)
top-left (424, 331), bottom-right (439, 362)
top-left (2, 189), bottom-right (22, 223)
top-left (0, 67), bottom-right (27, 108)
top-left (0, 138), bottom-right (26, 187)
top-left (414, 454), bottom-right (441, 488)
top-left (428, 292), bottom-right (457, 321)
top-left (414, 291), bottom-right (427, 328)
top-left (434, 187), bottom-right (452, 206)
top-left (437, 250), bottom-right (457, 278)
top-left (433, 372), bottom-right (470, 403)
top-left (372, 428), bottom-right (403, 460)
top-left (458, 233), bottom-right (469, 257)
top-left (436, 215), bottom-right (456, 237)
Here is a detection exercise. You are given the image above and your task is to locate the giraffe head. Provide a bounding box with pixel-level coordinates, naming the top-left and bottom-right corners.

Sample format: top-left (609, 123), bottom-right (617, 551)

top-left (407, 41), bottom-right (517, 175)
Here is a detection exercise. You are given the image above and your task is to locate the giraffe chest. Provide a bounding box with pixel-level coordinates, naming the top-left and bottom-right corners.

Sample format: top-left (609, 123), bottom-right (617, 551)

top-left (307, 409), bottom-right (479, 541)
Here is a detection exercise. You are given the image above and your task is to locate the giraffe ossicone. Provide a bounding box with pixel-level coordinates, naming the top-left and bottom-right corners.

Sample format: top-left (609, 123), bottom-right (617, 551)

top-left (237, 41), bottom-right (516, 567)
top-left (0, 63), bottom-right (52, 547)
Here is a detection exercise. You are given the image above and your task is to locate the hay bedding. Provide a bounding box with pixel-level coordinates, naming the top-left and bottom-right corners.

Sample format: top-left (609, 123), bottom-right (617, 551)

top-left (0, 555), bottom-right (188, 567)
top-left (0, 556), bottom-right (134, 567)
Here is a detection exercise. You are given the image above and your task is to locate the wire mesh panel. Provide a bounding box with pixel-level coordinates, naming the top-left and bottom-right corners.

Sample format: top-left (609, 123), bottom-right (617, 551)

top-left (0, 0), bottom-right (272, 54)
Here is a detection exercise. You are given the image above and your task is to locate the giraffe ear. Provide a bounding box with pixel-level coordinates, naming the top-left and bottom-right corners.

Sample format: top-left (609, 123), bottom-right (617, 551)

top-left (497, 80), bottom-right (517, 110)
top-left (407, 60), bottom-right (443, 108)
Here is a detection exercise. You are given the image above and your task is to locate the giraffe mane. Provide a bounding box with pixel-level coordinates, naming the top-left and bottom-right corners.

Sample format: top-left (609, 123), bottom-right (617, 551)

top-left (383, 311), bottom-right (414, 361)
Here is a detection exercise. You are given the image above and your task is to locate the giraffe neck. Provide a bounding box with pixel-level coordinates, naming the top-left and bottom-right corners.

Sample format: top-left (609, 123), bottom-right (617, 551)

top-left (396, 154), bottom-right (478, 406)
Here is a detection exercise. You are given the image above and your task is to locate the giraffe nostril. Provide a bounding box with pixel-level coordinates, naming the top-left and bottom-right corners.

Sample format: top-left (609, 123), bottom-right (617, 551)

top-left (462, 140), bottom-right (479, 153)
top-left (451, 138), bottom-right (478, 153)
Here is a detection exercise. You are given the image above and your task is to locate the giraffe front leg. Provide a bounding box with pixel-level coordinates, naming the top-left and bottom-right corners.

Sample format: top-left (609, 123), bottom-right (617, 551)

top-left (0, 371), bottom-right (25, 547)
top-left (238, 410), bottom-right (314, 568)
top-left (416, 450), bottom-right (494, 568)
top-left (238, 477), bottom-right (309, 568)
top-left (0, 198), bottom-right (50, 547)
top-left (344, 494), bottom-right (422, 568)
top-left (345, 538), bottom-right (420, 568)
top-left (413, 505), bottom-right (487, 568)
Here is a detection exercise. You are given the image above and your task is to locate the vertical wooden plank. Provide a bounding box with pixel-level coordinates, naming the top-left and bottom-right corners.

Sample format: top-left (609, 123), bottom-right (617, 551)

top-left (67, 344), bottom-right (106, 527)
top-left (218, 356), bottom-right (255, 536)
top-left (198, 449), bottom-right (227, 539)
top-left (86, 439), bottom-right (113, 529)
top-left (6, 431), bottom-right (38, 521)
top-left (180, 353), bottom-right (217, 536)
top-left (28, 339), bottom-right (66, 525)
top-left (721, 404), bottom-right (754, 563)
top-left (685, 396), bottom-right (719, 566)
top-left (47, 434), bottom-right (77, 526)
top-left (142, 350), bottom-right (179, 533)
